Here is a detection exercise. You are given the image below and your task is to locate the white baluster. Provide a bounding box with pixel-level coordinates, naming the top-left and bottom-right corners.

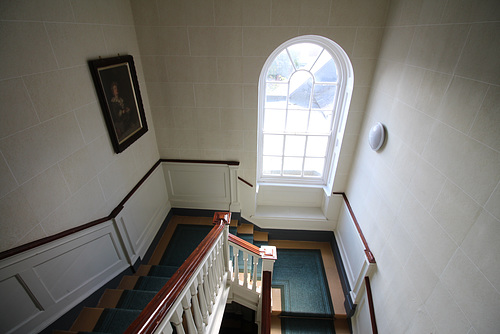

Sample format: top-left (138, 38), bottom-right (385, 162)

top-left (189, 283), bottom-right (203, 333)
top-left (214, 243), bottom-right (221, 289)
top-left (159, 322), bottom-right (174, 334)
top-left (252, 257), bottom-right (259, 292)
top-left (197, 273), bottom-right (209, 324)
top-left (203, 263), bottom-right (213, 313)
top-left (233, 250), bottom-right (239, 283)
top-left (223, 225), bottom-right (230, 272)
top-left (170, 305), bottom-right (185, 334)
top-left (217, 240), bottom-right (224, 282)
top-left (243, 252), bottom-right (249, 289)
top-left (181, 294), bottom-right (197, 334)
top-left (208, 253), bottom-right (217, 300)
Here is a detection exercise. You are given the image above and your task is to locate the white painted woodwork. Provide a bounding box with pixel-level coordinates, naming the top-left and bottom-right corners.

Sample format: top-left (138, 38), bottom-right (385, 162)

top-left (334, 198), bottom-right (376, 305)
top-left (115, 166), bottom-right (171, 265)
top-left (162, 162), bottom-right (238, 211)
top-left (0, 221), bottom-right (129, 334)
top-left (351, 289), bottom-right (372, 334)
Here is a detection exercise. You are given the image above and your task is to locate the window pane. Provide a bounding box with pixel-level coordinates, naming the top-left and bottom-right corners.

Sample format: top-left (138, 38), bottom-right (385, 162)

top-left (267, 49), bottom-right (294, 82)
top-left (308, 109), bottom-right (333, 133)
top-left (312, 84), bottom-right (336, 110)
top-left (283, 157), bottom-right (303, 176)
top-left (289, 71), bottom-right (312, 109)
top-left (287, 43), bottom-right (323, 70)
top-left (304, 158), bottom-right (325, 177)
top-left (306, 136), bottom-right (328, 157)
top-left (311, 51), bottom-right (337, 83)
top-left (263, 134), bottom-right (284, 155)
top-left (266, 83), bottom-right (287, 109)
top-left (286, 109), bottom-right (308, 133)
top-left (263, 156), bottom-right (282, 175)
top-left (264, 109), bottom-right (286, 132)
top-left (284, 135), bottom-right (306, 157)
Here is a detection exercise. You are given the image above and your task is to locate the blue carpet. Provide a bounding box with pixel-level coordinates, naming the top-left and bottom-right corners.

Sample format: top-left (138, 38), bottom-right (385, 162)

top-left (116, 290), bottom-right (156, 310)
top-left (93, 308), bottom-right (141, 334)
top-left (272, 249), bottom-right (334, 317)
top-left (148, 265), bottom-right (179, 277)
top-left (160, 225), bottom-right (213, 266)
top-left (281, 318), bottom-right (335, 334)
top-left (134, 276), bottom-right (171, 292)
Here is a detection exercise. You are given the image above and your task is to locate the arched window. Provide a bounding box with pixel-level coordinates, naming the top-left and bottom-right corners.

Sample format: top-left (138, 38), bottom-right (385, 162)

top-left (257, 35), bottom-right (353, 190)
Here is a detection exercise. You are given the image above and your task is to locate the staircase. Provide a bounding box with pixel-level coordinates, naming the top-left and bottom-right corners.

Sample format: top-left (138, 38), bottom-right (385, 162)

top-left (53, 215), bottom-right (276, 334)
top-left (53, 216), bottom-right (349, 334)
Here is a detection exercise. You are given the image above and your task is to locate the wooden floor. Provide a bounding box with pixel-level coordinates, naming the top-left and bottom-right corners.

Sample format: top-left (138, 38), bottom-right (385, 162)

top-left (152, 216), bottom-right (350, 334)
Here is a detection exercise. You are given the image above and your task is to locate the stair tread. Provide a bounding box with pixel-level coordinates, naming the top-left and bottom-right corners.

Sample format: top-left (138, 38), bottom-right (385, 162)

top-left (93, 308), bottom-right (142, 334)
top-left (237, 223), bottom-right (254, 235)
top-left (134, 276), bottom-right (171, 292)
top-left (70, 307), bottom-right (104, 332)
top-left (117, 290), bottom-right (158, 310)
top-left (97, 289), bottom-right (123, 309)
top-left (148, 265), bottom-right (179, 277)
top-left (271, 288), bottom-right (282, 315)
top-left (253, 230), bottom-right (268, 242)
top-left (117, 276), bottom-right (139, 290)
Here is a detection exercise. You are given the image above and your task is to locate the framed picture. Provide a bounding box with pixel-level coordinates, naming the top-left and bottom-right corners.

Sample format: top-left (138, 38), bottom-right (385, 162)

top-left (88, 55), bottom-right (148, 153)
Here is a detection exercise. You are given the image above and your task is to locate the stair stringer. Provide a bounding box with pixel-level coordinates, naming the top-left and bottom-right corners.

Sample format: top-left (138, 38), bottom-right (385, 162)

top-left (226, 283), bottom-right (261, 311)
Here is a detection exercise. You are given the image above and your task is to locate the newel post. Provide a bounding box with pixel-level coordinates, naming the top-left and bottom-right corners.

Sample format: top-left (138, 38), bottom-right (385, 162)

top-left (260, 245), bottom-right (277, 275)
top-left (213, 212), bottom-right (231, 272)
top-left (258, 245), bottom-right (276, 334)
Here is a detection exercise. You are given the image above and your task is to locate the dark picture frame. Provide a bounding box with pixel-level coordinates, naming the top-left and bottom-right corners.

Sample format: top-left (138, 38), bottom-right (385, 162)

top-left (88, 55), bottom-right (148, 153)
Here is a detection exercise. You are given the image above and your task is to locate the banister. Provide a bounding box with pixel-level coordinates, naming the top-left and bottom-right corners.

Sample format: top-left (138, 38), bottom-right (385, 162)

top-left (161, 158), bottom-right (240, 166)
top-left (124, 221), bottom-right (226, 334)
top-left (237, 176), bottom-right (254, 187)
top-left (333, 192), bottom-right (376, 264)
top-left (228, 233), bottom-right (260, 255)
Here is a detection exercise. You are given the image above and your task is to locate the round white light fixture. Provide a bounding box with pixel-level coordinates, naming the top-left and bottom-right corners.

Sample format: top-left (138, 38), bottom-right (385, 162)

top-left (368, 122), bottom-right (385, 151)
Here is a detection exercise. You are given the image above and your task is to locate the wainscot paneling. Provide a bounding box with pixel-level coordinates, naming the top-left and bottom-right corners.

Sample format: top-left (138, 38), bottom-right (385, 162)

top-left (0, 221), bottom-right (129, 334)
top-left (115, 166), bottom-right (171, 265)
top-left (334, 201), bottom-right (376, 305)
top-left (162, 161), bottom-right (239, 211)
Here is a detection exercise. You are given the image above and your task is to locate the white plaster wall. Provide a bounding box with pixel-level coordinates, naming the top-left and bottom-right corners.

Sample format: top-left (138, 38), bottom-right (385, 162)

top-left (346, 1), bottom-right (500, 333)
top-left (133, 0), bottom-right (390, 211)
top-left (0, 0), bottom-right (160, 253)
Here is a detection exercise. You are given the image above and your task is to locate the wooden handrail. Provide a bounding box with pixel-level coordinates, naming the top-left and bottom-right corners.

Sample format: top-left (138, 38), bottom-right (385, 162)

top-left (365, 276), bottom-right (378, 334)
top-left (333, 192), bottom-right (376, 263)
top-left (237, 176), bottom-right (254, 187)
top-left (124, 221), bottom-right (226, 334)
top-left (0, 160), bottom-right (163, 261)
top-left (261, 271), bottom-right (272, 334)
top-left (228, 233), bottom-right (260, 255)
top-left (161, 158), bottom-right (239, 166)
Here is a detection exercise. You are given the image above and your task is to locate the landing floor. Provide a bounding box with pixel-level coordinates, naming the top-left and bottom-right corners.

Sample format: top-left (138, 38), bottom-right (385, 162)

top-left (154, 215), bottom-right (350, 334)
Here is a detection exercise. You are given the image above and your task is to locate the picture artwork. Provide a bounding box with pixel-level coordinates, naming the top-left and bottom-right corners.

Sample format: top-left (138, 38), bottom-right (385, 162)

top-left (88, 55), bottom-right (148, 153)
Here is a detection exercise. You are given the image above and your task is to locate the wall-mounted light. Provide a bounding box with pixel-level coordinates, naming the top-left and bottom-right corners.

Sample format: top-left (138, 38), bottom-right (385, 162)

top-left (368, 122), bottom-right (385, 151)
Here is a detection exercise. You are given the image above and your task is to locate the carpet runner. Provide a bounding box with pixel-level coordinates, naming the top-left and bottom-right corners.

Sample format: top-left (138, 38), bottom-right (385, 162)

top-left (272, 249), bottom-right (334, 318)
top-left (57, 219), bottom-right (338, 333)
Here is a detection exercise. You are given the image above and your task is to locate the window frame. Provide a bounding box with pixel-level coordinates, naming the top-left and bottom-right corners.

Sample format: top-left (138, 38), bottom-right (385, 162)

top-left (257, 35), bottom-right (354, 190)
